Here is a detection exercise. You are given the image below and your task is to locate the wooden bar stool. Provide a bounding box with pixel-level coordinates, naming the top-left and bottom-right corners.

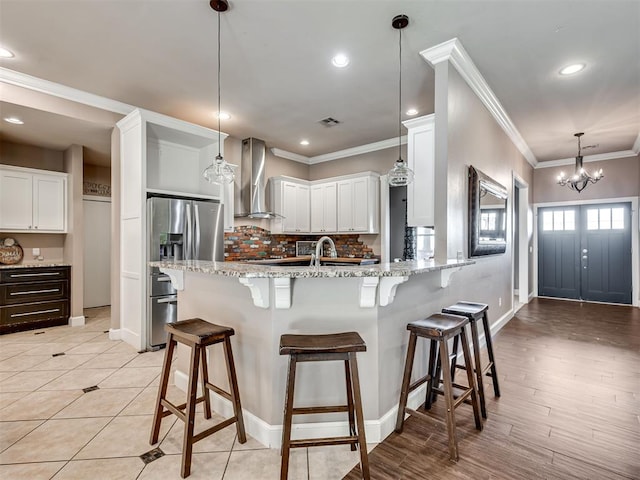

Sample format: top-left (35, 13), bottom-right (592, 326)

top-left (395, 313), bottom-right (482, 462)
top-left (150, 318), bottom-right (246, 478)
top-left (279, 332), bottom-right (369, 480)
top-left (442, 301), bottom-right (501, 419)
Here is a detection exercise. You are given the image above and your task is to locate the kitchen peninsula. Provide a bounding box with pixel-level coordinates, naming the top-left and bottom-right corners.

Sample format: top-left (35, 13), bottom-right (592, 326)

top-left (150, 258), bottom-right (473, 447)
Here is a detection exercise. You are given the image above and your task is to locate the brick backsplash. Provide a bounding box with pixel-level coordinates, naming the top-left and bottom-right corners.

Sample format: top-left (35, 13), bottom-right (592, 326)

top-left (224, 226), bottom-right (374, 261)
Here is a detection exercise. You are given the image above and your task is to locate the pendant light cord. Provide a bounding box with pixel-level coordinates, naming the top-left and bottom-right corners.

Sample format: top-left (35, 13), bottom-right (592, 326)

top-left (398, 26), bottom-right (402, 162)
top-left (217, 9), bottom-right (222, 158)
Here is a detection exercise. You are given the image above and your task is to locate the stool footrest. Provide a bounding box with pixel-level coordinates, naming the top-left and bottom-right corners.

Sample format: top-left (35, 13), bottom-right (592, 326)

top-left (160, 399), bottom-right (187, 422)
top-left (292, 405), bottom-right (349, 415)
top-left (482, 362), bottom-right (495, 376)
top-left (207, 382), bottom-right (232, 402)
top-left (289, 436), bottom-right (359, 449)
top-left (408, 374), bottom-right (430, 393)
top-left (192, 416), bottom-right (238, 444)
top-left (452, 388), bottom-right (473, 409)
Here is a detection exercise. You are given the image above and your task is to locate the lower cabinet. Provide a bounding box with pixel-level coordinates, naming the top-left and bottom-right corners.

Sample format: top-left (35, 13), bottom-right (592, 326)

top-left (0, 266), bottom-right (70, 334)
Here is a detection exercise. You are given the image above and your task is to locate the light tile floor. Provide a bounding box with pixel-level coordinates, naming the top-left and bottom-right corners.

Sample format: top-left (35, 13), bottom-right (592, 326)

top-left (0, 307), bottom-right (370, 479)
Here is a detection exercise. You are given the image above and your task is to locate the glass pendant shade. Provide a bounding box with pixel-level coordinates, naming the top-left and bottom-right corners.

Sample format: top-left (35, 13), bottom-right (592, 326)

top-left (388, 158), bottom-right (414, 187)
top-left (203, 154), bottom-right (234, 185)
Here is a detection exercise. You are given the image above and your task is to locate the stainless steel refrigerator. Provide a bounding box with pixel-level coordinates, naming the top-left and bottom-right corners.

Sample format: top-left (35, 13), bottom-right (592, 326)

top-left (147, 196), bottom-right (224, 349)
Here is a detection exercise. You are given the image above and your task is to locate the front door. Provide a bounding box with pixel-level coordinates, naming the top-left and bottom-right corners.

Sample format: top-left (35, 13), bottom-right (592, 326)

top-left (538, 202), bottom-right (632, 304)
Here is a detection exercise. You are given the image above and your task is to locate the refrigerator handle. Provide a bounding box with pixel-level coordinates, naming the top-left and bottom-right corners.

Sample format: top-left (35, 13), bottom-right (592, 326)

top-left (194, 203), bottom-right (200, 259)
top-left (185, 203), bottom-right (193, 260)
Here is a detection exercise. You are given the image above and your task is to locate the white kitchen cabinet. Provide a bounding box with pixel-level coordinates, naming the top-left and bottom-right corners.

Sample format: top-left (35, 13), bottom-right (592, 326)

top-left (404, 114), bottom-right (435, 227)
top-left (310, 182), bottom-right (337, 233)
top-left (336, 174), bottom-right (379, 233)
top-left (271, 177), bottom-right (310, 233)
top-left (0, 166), bottom-right (67, 232)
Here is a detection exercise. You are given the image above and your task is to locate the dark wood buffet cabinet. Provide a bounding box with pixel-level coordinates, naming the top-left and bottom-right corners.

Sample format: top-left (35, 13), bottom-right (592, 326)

top-left (0, 266), bottom-right (70, 334)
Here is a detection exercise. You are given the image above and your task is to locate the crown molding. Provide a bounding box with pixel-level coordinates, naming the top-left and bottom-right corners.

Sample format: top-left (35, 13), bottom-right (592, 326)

top-left (420, 39), bottom-right (538, 168)
top-left (271, 136), bottom-right (407, 165)
top-left (270, 148), bottom-right (309, 163)
top-left (632, 133), bottom-right (640, 154)
top-left (0, 67), bottom-right (135, 115)
top-left (534, 150), bottom-right (637, 169)
top-left (308, 136), bottom-right (406, 164)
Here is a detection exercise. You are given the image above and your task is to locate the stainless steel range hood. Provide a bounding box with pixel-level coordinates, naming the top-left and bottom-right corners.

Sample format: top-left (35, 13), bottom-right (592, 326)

top-left (235, 138), bottom-right (277, 219)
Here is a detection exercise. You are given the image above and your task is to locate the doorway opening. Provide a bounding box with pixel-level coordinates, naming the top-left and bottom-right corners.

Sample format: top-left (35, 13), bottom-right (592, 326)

top-left (513, 175), bottom-right (530, 311)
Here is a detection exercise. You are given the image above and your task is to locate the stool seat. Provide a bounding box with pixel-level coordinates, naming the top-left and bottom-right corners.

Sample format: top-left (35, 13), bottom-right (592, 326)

top-left (442, 301), bottom-right (488, 320)
top-left (166, 318), bottom-right (234, 345)
top-left (280, 331), bottom-right (366, 355)
top-left (407, 313), bottom-right (469, 338)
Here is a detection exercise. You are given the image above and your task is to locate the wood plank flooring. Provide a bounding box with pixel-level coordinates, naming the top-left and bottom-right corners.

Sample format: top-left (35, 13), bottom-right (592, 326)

top-left (345, 298), bottom-right (640, 479)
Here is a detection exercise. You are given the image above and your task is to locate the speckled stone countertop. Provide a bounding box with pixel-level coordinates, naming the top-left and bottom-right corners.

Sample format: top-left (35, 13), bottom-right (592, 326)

top-left (150, 259), bottom-right (474, 279)
top-left (0, 263), bottom-right (71, 270)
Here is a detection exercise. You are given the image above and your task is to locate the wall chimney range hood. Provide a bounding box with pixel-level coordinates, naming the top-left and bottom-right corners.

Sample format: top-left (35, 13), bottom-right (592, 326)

top-left (235, 138), bottom-right (277, 219)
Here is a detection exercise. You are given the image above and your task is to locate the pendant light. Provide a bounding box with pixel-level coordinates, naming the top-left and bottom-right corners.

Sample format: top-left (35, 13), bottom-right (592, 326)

top-left (387, 14), bottom-right (414, 187)
top-left (557, 132), bottom-right (603, 193)
top-left (203, 0), bottom-right (235, 185)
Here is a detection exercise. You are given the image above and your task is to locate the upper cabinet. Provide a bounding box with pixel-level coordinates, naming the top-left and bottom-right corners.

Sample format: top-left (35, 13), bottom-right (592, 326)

top-left (310, 182), bottom-right (337, 233)
top-left (0, 166), bottom-right (67, 233)
top-left (271, 172), bottom-right (379, 235)
top-left (404, 114), bottom-right (435, 227)
top-left (270, 177), bottom-right (310, 233)
top-left (118, 109), bottom-right (234, 232)
top-left (337, 174), bottom-right (379, 233)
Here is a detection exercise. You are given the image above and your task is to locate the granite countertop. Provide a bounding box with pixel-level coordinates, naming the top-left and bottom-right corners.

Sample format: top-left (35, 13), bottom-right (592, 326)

top-left (0, 262), bottom-right (71, 270)
top-left (150, 258), bottom-right (473, 279)
top-left (244, 256), bottom-right (379, 265)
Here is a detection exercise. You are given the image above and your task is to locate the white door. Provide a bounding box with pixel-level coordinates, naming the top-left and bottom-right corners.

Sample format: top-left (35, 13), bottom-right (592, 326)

top-left (83, 198), bottom-right (111, 308)
top-left (0, 170), bottom-right (33, 230)
top-left (33, 174), bottom-right (66, 231)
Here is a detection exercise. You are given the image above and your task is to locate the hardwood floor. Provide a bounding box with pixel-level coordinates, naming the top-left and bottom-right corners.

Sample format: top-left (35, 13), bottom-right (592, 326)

top-left (345, 298), bottom-right (640, 479)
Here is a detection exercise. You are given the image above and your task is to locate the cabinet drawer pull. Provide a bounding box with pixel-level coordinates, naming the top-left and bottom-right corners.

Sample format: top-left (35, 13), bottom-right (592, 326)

top-left (11, 308), bottom-right (61, 318)
top-left (10, 272), bottom-right (61, 278)
top-left (10, 289), bottom-right (60, 296)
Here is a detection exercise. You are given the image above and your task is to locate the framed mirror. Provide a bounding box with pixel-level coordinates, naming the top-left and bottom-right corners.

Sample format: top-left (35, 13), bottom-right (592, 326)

top-left (468, 166), bottom-right (508, 256)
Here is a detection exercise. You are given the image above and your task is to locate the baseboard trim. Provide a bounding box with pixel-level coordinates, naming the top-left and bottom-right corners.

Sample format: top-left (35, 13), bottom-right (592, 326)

top-left (108, 328), bottom-right (121, 341)
top-left (120, 328), bottom-right (142, 350)
top-left (174, 367), bottom-right (429, 448)
top-left (68, 315), bottom-right (85, 327)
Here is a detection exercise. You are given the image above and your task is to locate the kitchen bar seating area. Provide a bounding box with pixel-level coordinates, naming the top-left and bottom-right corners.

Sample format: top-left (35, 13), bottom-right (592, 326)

top-left (0, 299), bottom-right (638, 479)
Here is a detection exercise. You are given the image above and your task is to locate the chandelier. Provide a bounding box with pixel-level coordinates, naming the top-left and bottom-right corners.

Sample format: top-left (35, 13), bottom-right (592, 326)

top-left (203, 0), bottom-right (235, 185)
top-left (557, 132), bottom-right (603, 193)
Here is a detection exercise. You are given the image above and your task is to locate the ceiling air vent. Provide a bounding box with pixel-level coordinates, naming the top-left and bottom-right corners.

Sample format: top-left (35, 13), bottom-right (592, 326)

top-left (319, 117), bottom-right (341, 127)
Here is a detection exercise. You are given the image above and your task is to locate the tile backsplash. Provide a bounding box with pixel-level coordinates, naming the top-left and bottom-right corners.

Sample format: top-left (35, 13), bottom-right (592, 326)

top-left (224, 226), bottom-right (374, 261)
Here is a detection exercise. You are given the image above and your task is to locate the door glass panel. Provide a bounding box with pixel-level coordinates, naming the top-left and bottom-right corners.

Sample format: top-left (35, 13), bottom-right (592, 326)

top-left (564, 210), bottom-right (575, 230)
top-left (542, 211), bottom-right (553, 231)
top-left (599, 208), bottom-right (611, 229)
top-left (611, 208), bottom-right (625, 229)
top-left (587, 209), bottom-right (599, 230)
top-left (553, 211), bottom-right (564, 230)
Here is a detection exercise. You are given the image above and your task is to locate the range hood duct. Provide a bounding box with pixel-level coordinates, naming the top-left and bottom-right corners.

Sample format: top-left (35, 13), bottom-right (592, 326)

top-left (235, 138), bottom-right (276, 219)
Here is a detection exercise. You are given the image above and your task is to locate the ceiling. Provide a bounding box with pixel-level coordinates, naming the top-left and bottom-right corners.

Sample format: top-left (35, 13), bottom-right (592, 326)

top-left (0, 0), bottom-right (638, 167)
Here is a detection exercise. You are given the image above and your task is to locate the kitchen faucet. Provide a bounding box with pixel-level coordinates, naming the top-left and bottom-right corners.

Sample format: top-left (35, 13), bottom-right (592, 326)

top-left (312, 236), bottom-right (337, 267)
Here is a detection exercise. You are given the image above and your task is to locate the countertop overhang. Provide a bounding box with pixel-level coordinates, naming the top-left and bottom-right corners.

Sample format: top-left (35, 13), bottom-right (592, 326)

top-left (151, 259), bottom-right (473, 309)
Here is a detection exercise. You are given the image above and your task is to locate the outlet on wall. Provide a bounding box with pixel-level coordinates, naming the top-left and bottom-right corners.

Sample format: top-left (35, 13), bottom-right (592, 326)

top-left (32, 248), bottom-right (40, 256)
top-left (498, 297), bottom-right (502, 307)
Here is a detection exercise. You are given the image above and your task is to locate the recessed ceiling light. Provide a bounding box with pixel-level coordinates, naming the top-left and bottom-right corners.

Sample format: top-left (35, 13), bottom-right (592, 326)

top-left (216, 111), bottom-right (231, 120)
top-left (4, 117), bottom-right (24, 125)
top-left (559, 63), bottom-right (586, 75)
top-left (331, 53), bottom-right (349, 68)
top-left (0, 47), bottom-right (14, 58)
top-left (300, 140), bottom-right (309, 146)
top-left (406, 108), bottom-right (418, 116)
